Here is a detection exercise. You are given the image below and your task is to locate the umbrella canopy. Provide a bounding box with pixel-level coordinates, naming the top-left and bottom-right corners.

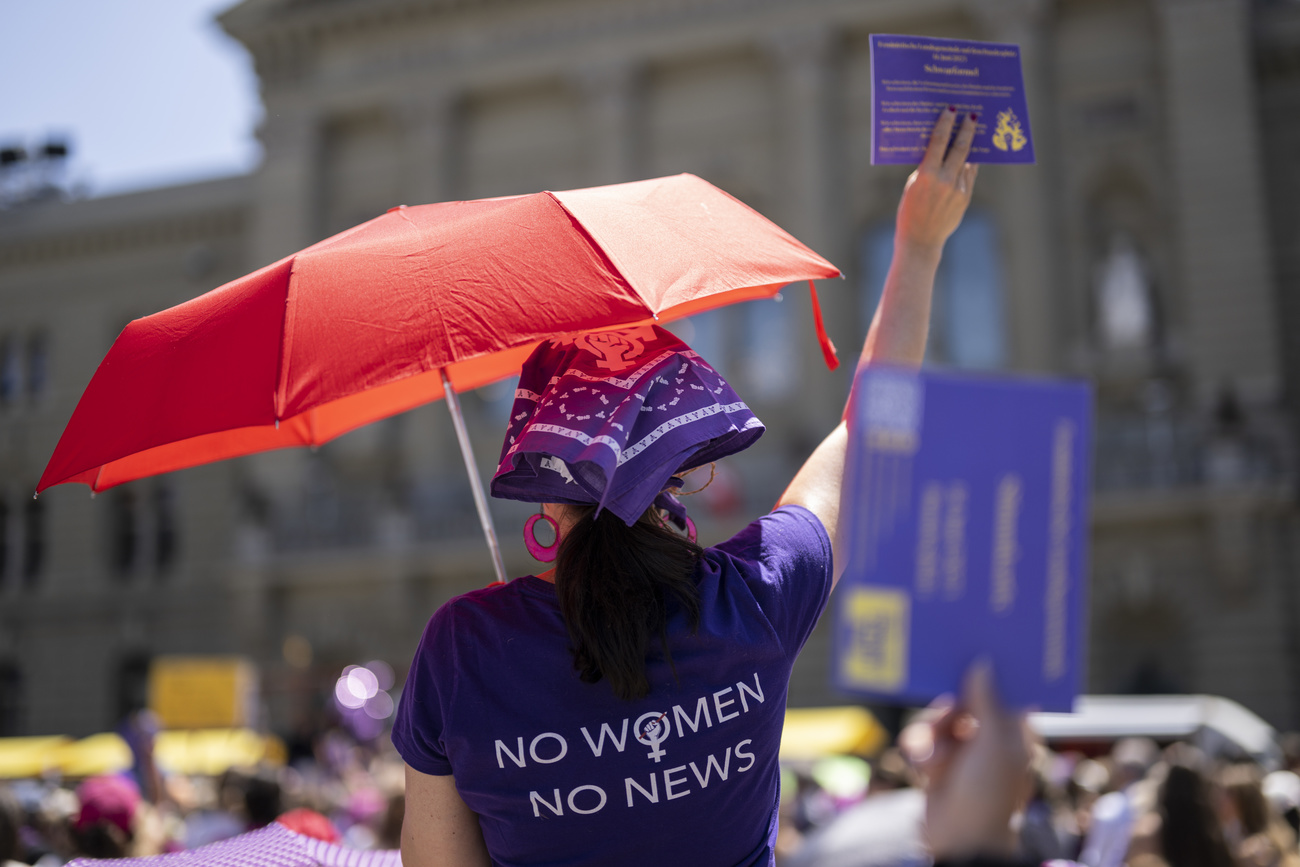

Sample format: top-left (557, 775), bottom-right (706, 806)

top-left (38, 173), bottom-right (839, 494)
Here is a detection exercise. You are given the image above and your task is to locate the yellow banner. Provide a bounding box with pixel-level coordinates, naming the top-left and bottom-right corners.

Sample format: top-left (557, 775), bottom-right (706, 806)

top-left (148, 657), bottom-right (258, 730)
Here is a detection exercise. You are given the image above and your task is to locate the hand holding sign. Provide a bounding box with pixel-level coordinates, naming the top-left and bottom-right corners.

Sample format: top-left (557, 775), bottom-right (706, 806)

top-left (871, 34), bottom-right (1036, 165)
top-left (834, 366), bottom-right (1091, 711)
top-left (905, 663), bottom-right (1034, 860)
top-left (897, 107), bottom-right (979, 252)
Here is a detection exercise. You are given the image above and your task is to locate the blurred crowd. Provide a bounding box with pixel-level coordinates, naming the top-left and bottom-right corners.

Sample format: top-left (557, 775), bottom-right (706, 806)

top-left (775, 731), bottom-right (1300, 867)
top-left (2, 722), bottom-right (1299, 867)
top-left (0, 724), bottom-right (405, 865)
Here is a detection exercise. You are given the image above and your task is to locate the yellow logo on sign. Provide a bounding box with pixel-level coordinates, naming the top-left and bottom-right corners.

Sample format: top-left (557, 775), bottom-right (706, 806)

top-left (992, 109), bottom-right (1027, 152)
top-left (840, 587), bottom-right (910, 692)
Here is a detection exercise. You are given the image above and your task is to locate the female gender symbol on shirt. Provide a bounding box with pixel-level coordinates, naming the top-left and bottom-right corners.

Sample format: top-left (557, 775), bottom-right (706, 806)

top-left (635, 711), bottom-right (672, 762)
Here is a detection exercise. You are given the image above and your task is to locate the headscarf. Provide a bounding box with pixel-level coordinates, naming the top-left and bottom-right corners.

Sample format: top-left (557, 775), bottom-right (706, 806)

top-left (490, 324), bottom-right (762, 526)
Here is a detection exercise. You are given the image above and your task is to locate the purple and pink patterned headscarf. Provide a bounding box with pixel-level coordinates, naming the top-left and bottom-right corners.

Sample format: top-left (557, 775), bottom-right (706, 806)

top-left (490, 325), bottom-right (762, 526)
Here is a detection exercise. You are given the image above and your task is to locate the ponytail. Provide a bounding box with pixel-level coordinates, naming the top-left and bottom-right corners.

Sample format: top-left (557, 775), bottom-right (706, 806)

top-left (554, 505), bottom-right (702, 701)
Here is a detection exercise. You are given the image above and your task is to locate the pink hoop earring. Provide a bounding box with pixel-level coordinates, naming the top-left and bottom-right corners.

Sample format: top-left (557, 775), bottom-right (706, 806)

top-left (524, 512), bottom-right (561, 562)
top-left (686, 516), bottom-right (697, 545)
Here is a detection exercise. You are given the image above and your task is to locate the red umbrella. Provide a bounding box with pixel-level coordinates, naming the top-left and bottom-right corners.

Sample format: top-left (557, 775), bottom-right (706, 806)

top-left (38, 173), bottom-right (841, 582)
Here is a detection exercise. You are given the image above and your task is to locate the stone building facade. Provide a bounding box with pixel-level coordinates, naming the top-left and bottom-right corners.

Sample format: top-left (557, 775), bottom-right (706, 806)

top-left (2, 0), bottom-right (1299, 736)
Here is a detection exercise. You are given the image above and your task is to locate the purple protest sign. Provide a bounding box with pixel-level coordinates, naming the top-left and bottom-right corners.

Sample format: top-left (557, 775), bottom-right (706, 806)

top-left (833, 366), bottom-right (1091, 711)
top-left (870, 34), bottom-right (1035, 165)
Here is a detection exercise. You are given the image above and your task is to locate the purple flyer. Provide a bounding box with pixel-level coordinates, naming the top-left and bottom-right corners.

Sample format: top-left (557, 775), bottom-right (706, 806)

top-left (870, 34), bottom-right (1035, 165)
top-left (833, 367), bottom-right (1091, 711)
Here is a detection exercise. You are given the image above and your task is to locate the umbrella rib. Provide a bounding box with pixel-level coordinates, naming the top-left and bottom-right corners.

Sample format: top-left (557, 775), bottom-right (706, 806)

top-left (543, 191), bottom-right (652, 315)
top-left (274, 256), bottom-right (302, 421)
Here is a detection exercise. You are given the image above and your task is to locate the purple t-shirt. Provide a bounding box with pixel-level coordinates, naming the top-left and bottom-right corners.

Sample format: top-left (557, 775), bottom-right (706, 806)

top-left (391, 505), bottom-right (832, 867)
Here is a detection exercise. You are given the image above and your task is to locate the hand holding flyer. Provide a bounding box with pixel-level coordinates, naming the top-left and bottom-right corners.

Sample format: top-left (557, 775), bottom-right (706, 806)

top-left (833, 367), bottom-right (1090, 711)
top-left (871, 34), bottom-right (1036, 165)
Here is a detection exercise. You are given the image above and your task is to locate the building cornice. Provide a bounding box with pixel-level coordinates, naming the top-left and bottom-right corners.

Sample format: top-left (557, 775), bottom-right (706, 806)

top-left (220, 0), bottom-right (955, 89)
top-left (0, 179), bottom-right (251, 269)
top-left (0, 210), bottom-right (245, 269)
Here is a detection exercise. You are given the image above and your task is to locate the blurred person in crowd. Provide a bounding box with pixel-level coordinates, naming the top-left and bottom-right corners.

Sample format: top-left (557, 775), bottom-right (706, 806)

top-left (117, 710), bottom-right (164, 806)
top-left (69, 776), bottom-right (141, 859)
top-left (868, 748), bottom-right (918, 797)
top-left (276, 807), bottom-right (341, 843)
top-left (1271, 733), bottom-right (1300, 842)
top-left (396, 109), bottom-right (983, 867)
top-left (1, 787), bottom-right (25, 867)
top-left (1263, 769), bottom-right (1300, 843)
top-left (27, 785), bottom-right (77, 867)
top-left (1218, 764), bottom-right (1300, 867)
top-left (1079, 737), bottom-right (1160, 867)
top-left (1069, 757), bottom-right (1111, 846)
top-left (1126, 745), bottom-right (1234, 867)
top-left (341, 787), bottom-right (384, 849)
top-left (1016, 746), bottom-right (1071, 862)
top-left (1280, 734), bottom-right (1300, 773)
top-left (376, 792), bottom-right (403, 851)
top-left (242, 772), bottom-right (283, 830)
top-left (779, 778), bottom-right (926, 867)
top-left (182, 771), bottom-right (246, 847)
top-left (790, 770), bottom-right (837, 835)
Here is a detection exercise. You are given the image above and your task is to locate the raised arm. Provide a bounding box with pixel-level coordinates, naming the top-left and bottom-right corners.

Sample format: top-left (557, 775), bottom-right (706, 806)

top-left (777, 108), bottom-right (979, 585)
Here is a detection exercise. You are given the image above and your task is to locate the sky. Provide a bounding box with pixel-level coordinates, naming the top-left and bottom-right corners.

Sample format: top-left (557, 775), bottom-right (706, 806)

top-left (4, 0), bottom-right (261, 197)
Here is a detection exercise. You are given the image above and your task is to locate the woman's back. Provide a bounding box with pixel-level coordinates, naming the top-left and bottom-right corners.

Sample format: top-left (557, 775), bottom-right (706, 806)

top-left (393, 506), bottom-right (832, 867)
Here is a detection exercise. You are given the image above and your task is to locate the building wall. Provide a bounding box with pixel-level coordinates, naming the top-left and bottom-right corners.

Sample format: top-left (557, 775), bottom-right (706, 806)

top-left (0, 0), bottom-right (1297, 736)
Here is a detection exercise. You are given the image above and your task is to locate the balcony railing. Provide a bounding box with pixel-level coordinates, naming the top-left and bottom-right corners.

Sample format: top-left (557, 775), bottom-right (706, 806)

top-left (264, 477), bottom-right (484, 554)
top-left (1093, 414), bottom-right (1289, 492)
top-left (237, 412), bottom-right (1293, 558)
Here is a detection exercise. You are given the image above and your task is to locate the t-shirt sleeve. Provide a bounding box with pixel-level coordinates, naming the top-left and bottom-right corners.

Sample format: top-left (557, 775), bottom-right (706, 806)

top-left (390, 605), bottom-right (457, 776)
top-left (711, 504), bottom-right (834, 655)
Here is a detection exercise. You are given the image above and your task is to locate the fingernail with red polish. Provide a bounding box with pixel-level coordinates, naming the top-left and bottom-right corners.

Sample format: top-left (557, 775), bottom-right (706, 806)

top-left (970, 113), bottom-right (979, 121)
top-left (948, 105), bottom-right (956, 112)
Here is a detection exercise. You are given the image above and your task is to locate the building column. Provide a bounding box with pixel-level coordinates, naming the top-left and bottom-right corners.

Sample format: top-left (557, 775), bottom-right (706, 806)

top-left (250, 104), bottom-right (320, 267)
top-left (766, 27), bottom-right (850, 404)
top-left (1157, 0), bottom-right (1280, 407)
top-left (767, 26), bottom-right (839, 260)
top-left (399, 90), bottom-right (457, 206)
top-left (575, 60), bottom-right (639, 186)
top-left (972, 0), bottom-right (1057, 373)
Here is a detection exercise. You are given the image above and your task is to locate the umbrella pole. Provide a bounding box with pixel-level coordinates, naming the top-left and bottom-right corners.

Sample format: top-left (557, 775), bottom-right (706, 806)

top-left (441, 370), bottom-right (508, 586)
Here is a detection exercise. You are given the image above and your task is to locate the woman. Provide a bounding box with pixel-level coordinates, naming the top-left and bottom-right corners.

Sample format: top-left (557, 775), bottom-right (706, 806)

top-left (394, 108), bottom-right (982, 866)
top-left (1126, 746), bottom-right (1236, 867)
top-left (1219, 764), bottom-right (1300, 867)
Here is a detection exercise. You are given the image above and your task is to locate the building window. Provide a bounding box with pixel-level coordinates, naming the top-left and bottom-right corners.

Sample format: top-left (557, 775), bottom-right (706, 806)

top-left (1094, 232), bottom-right (1156, 355)
top-left (111, 487), bottom-right (138, 578)
top-left (106, 482), bottom-right (179, 579)
top-left (26, 332), bottom-right (48, 400)
top-left (0, 337), bottom-right (19, 407)
top-left (740, 296), bottom-right (796, 401)
top-left (22, 495), bottom-right (43, 584)
top-left (859, 210), bottom-right (1007, 370)
top-left (0, 662), bottom-right (21, 736)
top-left (667, 309), bottom-right (728, 376)
top-left (115, 653), bottom-right (152, 721)
top-left (154, 484), bottom-right (177, 576)
top-left (0, 496), bottom-right (8, 586)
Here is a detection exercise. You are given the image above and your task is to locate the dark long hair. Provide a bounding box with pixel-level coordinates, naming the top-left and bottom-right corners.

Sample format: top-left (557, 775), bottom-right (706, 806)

top-left (554, 504), bottom-right (702, 701)
top-left (1159, 760), bottom-right (1236, 867)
